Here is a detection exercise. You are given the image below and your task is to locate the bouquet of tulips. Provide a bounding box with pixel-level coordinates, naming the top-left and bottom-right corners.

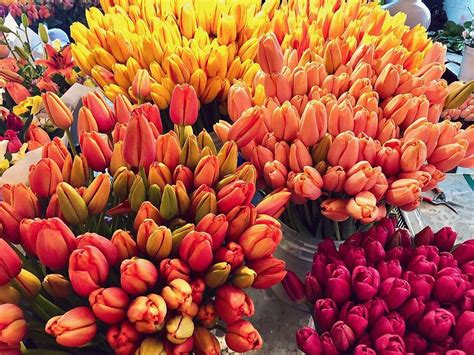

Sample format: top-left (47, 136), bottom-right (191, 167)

top-left (0, 85), bottom-right (287, 353)
top-left (441, 82), bottom-right (474, 123)
top-left (215, 28), bottom-right (474, 240)
top-left (282, 218), bottom-right (474, 354)
top-left (69, 0), bottom-right (279, 129)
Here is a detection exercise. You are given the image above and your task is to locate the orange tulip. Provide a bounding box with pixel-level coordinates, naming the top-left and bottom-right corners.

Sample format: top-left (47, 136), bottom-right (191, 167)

top-left (114, 94), bottom-right (133, 124)
top-left (225, 320), bottom-right (263, 353)
top-left (7, 183), bottom-right (40, 219)
top-left (42, 137), bottom-right (69, 170)
top-left (250, 145), bottom-right (274, 174)
top-left (428, 139), bottom-right (468, 172)
top-left (79, 131), bottom-right (113, 172)
top-left (398, 171), bottom-right (432, 191)
top-left (289, 166), bottom-right (323, 201)
top-left (0, 304), bottom-right (27, 346)
top-left (322, 166), bottom-right (346, 192)
top-left (228, 83), bottom-right (252, 122)
top-left (455, 126), bottom-right (474, 168)
top-left (6, 82), bottom-right (29, 105)
top-left (156, 133), bottom-right (181, 171)
top-left (415, 62), bottom-right (444, 82)
top-left (437, 120), bottom-right (462, 146)
top-left (346, 191), bottom-right (380, 224)
top-left (123, 113), bottom-right (156, 168)
top-left (82, 91), bottom-right (116, 133)
top-left (289, 140), bottom-right (313, 173)
top-left (174, 165), bottom-right (194, 191)
top-left (82, 173), bottom-right (111, 215)
top-left (111, 230), bottom-right (138, 262)
top-left (382, 94), bottom-right (417, 126)
top-left (385, 179), bottom-right (422, 211)
top-left (323, 40), bottom-right (343, 74)
top-left (29, 158), bottom-right (63, 198)
top-left (298, 100), bottom-right (327, 146)
top-left (194, 155), bottom-right (219, 188)
top-left (263, 73), bottom-right (292, 103)
top-left (400, 138), bottom-right (427, 172)
top-left (369, 173), bottom-right (389, 200)
top-left (374, 64), bottom-right (401, 99)
top-left (239, 222), bottom-right (282, 260)
top-left (375, 144), bottom-right (401, 177)
top-left (347, 44), bottom-right (374, 69)
top-left (344, 161), bottom-right (381, 196)
top-left (377, 118), bottom-right (399, 145)
top-left (353, 109), bottom-right (378, 138)
top-left (321, 198), bottom-right (350, 222)
top-left (132, 69), bottom-right (151, 102)
top-left (246, 256), bottom-right (286, 289)
top-left (395, 71), bottom-right (426, 96)
top-left (357, 135), bottom-right (378, 166)
top-left (169, 84), bottom-right (199, 126)
top-left (272, 101), bottom-right (299, 142)
top-left (263, 160), bottom-right (288, 189)
top-left (27, 124), bottom-right (51, 150)
top-left (77, 106), bottom-right (99, 136)
top-left (403, 118), bottom-right (440, 157)
top-left (420, 164), bottom-right (445, 191)
top-left (257, 33), bottom-right (283, 75)
top-left (290, 66), bottom-right (309, 96)
top-left (254, 188), bottom-right (291, 219)
top-left (227, 106), bottom-right (266, 148)
top-left (274, 141), bottom-right (290, 168)
top-left (423, 42), bottom-right (447, 66)
top-left (327, 131), bottom-right (359, 171)
top-left (42, 92), bottom-right (73, 130)
top-left (0, 202), bottom-right (22, 244)
top-left (147, 162), bottom-right (172, 191)
top-left (425, 80), bottom-right (449, 105)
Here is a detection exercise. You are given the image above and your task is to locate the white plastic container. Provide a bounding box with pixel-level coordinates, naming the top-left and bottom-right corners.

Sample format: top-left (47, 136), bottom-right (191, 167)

top-left (460, 45), bottom-right (474, 81)
top-left (383, 0), bottom-right (431, 29)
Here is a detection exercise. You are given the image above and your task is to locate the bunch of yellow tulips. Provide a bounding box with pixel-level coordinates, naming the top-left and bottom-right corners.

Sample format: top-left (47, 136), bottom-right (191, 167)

top-left (71, 0), bottom-right (278, 109)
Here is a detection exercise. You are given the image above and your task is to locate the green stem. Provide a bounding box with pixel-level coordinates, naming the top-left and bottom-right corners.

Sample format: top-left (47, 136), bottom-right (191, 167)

top-left (1, 32), bottom-right (20, 61)
top-left (32, 294), bottom-right (65, 317)
top-left (95, 211), bottom-right (105, 234)
top-left (139, 166), bottom-right (148, 190)
top-left (333, 220), bottom-right (341, 241)
top-left (65, 128), bottom-right (77, 156)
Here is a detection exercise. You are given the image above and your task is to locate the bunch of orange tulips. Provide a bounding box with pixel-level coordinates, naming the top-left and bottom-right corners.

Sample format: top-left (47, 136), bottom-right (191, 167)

top-left (215, 32), bottom-right (474, 238)
top-left (0, 87), bottom-right (288, 353)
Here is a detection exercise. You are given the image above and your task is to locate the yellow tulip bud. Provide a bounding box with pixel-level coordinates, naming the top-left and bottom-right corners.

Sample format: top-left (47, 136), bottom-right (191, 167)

top-left (180, 135), bottom-right (201, 170)
top-left (197, 130), bottom-right (217, 155)
top-left (146, 226), bottom-right (172, 261)
top-left (82, 173), bottom-right (111, 215)
top-left (160, 184), bottom-right (179, 221)
top-left (232, 265), bottom-right (257, 289)
top-left (129, 175), bottom-right (146, 212)
top-left (42, 274), bottom-right (72, 299)
top-left (13, 269), bottom-right (41, 298)
top-left (148, 184), bottom-right (162, 208)
top-left (171, 223), bottom-right (194, 253)
top-left (136, 337), bottom-right (166, 355)
top-left (205, 262), bottom-right (231, 288)
top-left (311, 133), bottom-right (333, 163)
top-left (217, 141), bottom-right (238, 177)
top-left (166, 315), bottom-right (194, 345)
top-left (56, 182), bottom-right (89, 225)
top-left (0, 283), bottom-right (21, 305)
top-left (217, 15), bottom-right (237, 46)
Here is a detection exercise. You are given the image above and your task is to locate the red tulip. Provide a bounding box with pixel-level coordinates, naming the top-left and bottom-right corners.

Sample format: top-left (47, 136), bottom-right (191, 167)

top-left (45, 307), bottom-right (97, 347)
top-left (89, 287), bottom-right (129, 324)
top-left (127, 293), bottom-right (167, 333)
top-left (407, 254), bottom-right (437, 276)
top-left (352, 266), bottom-right (380, 302)
top-left (82, 91), bottom-right (116, 133)
top-left (195, 213), bottom-right (228, 251)
top-left (296, 327), bottom-right (322, 354)
top-left (339, 302), bottom-right (369, 339)
top-left (342, 246), bottom-right (366, 272)
top-left (77, 233), bottom-right (119, 266)
top-left (170, 84), bottom-right (199, 126)
top-left (354, 344), bottom-right (376, 355)
top-left (414, 226), bottom-right (434, 246)
top-left (362, 237), bottom-right (385, 264)
top-left (214, 243), bottom-right (244, 270)
top-left (0, 239), bottom-right (22, 286)
top-left (29, 158), bottom-right (63, 198)
top-left (190, 278), bottom-right (205, 304)
top-left (215, 285), bottom-right (254, 324)
top-left (247, 256), bottom-right (286, 289)
top-left (331, 321), bottom-right (355, 352)
top-left (320, 332), bottom-right (338, 354)
top-left (453, 240), bottom-right (474, 265)
top-left (433, 226), bottom-right (457, 252)
top-left (374, 334), bottom-right (405, 355)
top-left (365, 297), bottom-right (389, 324)
top-left (225, 320), bottom-right (263, 352)
top-left (123, 113), bottom-right (156, 168)
top-left (314, 298), bottom-right (338, 333)
top-left (438, 251), bottom-right (459, 269)
top-left (106, 321), bottom-right (142, 355)
top-left (79, 131), bottom-right (112, 171)
top-left (159, 259), bottom-right (190, 283)
top-left (282, 271), bottom-right (305, 303)
top-left (418, 308), bottom-right (455, 342)
top-left (402, 271), bottom-right (434, 302)
top-left (455, 311), bottom-right (474, 353)
top-left (377, 260), bottom-right (402, 280)
top-left (371, 311), bottom-right (405, 341)
top-left (433, 267), bottom-right (466, 304)
top-left (131, 103), bottom-right (162, 133)
top-left (120, 258), bottom-right (158, 295)
top-left (69, 246), bottom-right (109, 297)
top-left (0, 304), bottom-right (27, 346)
top-left (378, 277), bottom-right (411, 310)
top-left (217, 180), bottom-right (255, 214)
top-left (326, 265), bottom-right (351, 306)
top-left (304, 273), bottom-right (322, 304)
top-left (179, 231), bottom-right (213, 272)
top-left (404, 332), bottom-right (427, 354)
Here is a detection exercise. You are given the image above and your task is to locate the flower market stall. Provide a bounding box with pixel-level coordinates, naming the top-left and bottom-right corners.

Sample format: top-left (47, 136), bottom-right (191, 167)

top-left (0, 0), bottom-right (474, 354)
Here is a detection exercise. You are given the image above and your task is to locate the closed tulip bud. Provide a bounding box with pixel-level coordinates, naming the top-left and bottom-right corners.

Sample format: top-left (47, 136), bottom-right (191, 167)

top-left (42, 92), bottom-right (73, 130)
top-left (400, 139), bottom-right (428, 173)
top-left (194, 155), bottom-right (219, 188)
top-left (161, 278), bottom-right (192, 311)
top-left (77, 106), bottom-right (99, 136)
top-left (281, 271), bottom-right (306, 303)
top-left (258, 33), bottom-right (283, 75)
top-left (233, 163), bottom-right (256, 187)
top-left (120, 258), bottom-right (158, 296)
top-left (205, 262), bottom-right (231, 288)
top-left (0, 304), bottom-right (27, 346)
top-left (136, 337), bottom-right (165, 355)
top-left (132, 69), bottom-right (151, 102)
top-left (180, 135), bottom-right (201, 170)
top-left (238, 222), bottom-right (282, 260)
top-left (56, 182), bottom-right (88, 225)
top-left (146, 226), bottom-right (172, 261)
top-left (322, 166), bottom-right (346, 192)
top-left (179, 231), bottom-right (213, 272)
top-left (111, 230), bottom-right (137, 262)
top-left (80, 131), bottom-right (113, 172)
top-left (82, 91), bottom-right (116, 133)
top-left (5, 183), bottom-right (40, 220)
top-left (344, 161), bottom-right (381, 196)
top-left (298, 100), bottom-right (328, 147)
top-left (42, 274), bottom-right (71, 299)
top-left (106, 320), bottom-right (142, 354)
top-left (429, 139), bottom-right (469, 172)
top-left (217, 180), bottom-right (255, 214)
top-left (124, 114), bottom-right (156, 168)
top-left (215, 285), bottom-right (254, 324)
top-left (42, 137), bottom-right (69, 170)
top-left (156, 133), bottom-right (181, 171)
top-left (134, 202), bottom-right (162, 232)
top-left (77, 233), bottom-right (119, 267)
top-left (263, 160), bottom-right (287, 189)
top-left (290, 166), bottom-right (323, 201)
top-left (170, 223), bottom-right (194, 254)
top-left (113, 167), bottom-right (135, 200)
top-left (172, 164), bottom-right (193, 191)
top-left (228, 106), bottom-right (266, 148)
top-left (346, 191), bottom-right (380, 224)
top-left (69, 246), bottom-right (109, 297)
top-left (89, 287), bottom-right (129, 325)
top-left (386, 179), bottom-right (422, 211)
top-left (0, 284), bottom-right (21, 305)
top-left (320, 198), bottom-right (350, 222)
top-left (62, 154), bottom-right (89, 188)
top-left (231, 265), bottom-right (256, 289)
top-left (194, 303), bottom-right (218, 329)
top-left (225, 320), bottom-right (263, 352)
top-left (217, 141), bottom-right (238, 177)
top-left (376, 145), bottom-right (401, 177)
top-left (129, 175), bottom-right (146, 212)
top-left (110, 141), bottom-right (129, 176)
top-left (166, 315), bottom-right (194, 345)
top-left (29, 158), bottom-right (63, 198)
top-left (12, 268), bottom-right (40, 298)
top-left (160, 259), bottom-right (191, 285)
top-left (327, 131), bottom-right (359, 170)
top-left (83, 173), bottom-right (111, 215)
top-left (191, 185), bottom-right (217, 223)
top-left (0, 239), bottom-right (21, 286)
top-left (247, 256), bottom-right (286, 289)
top-left (114, 94), bottom-right (133, 124)
top-left (127, 293), bottom-right (167, 334)
top-left (272, 101), bottom-right (299, 142)
top-left (228, 83), bottom-right (252, 122)
top-left (159, 185), bottom-right (178, 221)
top-left (27, 124), bottom-right (51, 150)
top-left (169, 84), bottom-right (198, 126)
top-left (193, 326), bottom-right (220, 354)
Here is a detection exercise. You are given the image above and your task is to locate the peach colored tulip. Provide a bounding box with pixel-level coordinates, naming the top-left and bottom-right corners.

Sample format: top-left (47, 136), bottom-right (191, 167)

top-left (290, 95), bottom-right (310, 116)
top-left (132, 69), bottom-right (151, 101)
top-left (347, 44), bottom-right (374, 69)
top-left (127, 293), bottom-right (167, 333)
top-left (42, 92), bottom-right (73, 130)
top-left (420, 164), bottom-right (445, 191)
top-left (401, 96), bottom-right (430, 129)
top-left (274, 141), bottom-right (290, 168)
top-left (306, 62), bottom-right (328, 89)
top-left (258, 33), bottom-right (283, 75)
top-left (349, 62), bottom-right (373, 86)
top-left (79, 131), bottom-right (113, 172)
top-left (83, 91), bottom-right (116, 133)
top-left (213, 120), bottom-right (231, 142)
top-left (298, 100), bottom-right (327, 146)
top-left (42, 137), bottom-right (69, 170)
top-left (251, 145), bottom-right (274, 174)
top-left (346, 191), bottom-right (380, 224)
top-left (344, 161), bottom-right (382, 196)
top-left (400, 138), bottom-right (427, 173)
top-left (322, 73), bottom-right (349, 98)
top-left (321, 198), bottom-right (350, 222)
top-left (395, 72), bottom-right (425, 96)
top-left (290, 66), bottom-right (308, 96)
top-left (428, 139), bottom-right (468, 172)
top-left (255, 188), bottom-right (291, 219)
top-left (357, 91), bottom-right (379, 113)
top-left (170, 84), bottom-right (199, 126)
top-left (114, 94), bottom-right (133, 124)
top-left (415, 62), bottom-right (444, 82)
top-left (228, 106), bottom-right (266, 148)
top-left (455, 126), bottom-right (474, 167)
top-left (29, 158), bottom-right (63, 198)
top-left (374, 64), bottom-right (401, 99)
top-left (370, 173), bottom-right (389, 200)
top-left (374, 47), bottom-right (406, 74)
top-left (327, 131), bottom-right (359, 171)
top-left (328, 100), bottom-right (354, 137)
top-left (156, 132), bottom-right (181, 171)
top-left (289, 166), bottom-right (323, 201)
top-left (385, 179), bottom-right (422, 211)
top-left (427, 103), bottom-right (444, 124)
top-left (375, 145), bottom-right (401, 177)
top-left (382, 94), bottom-right (417, 126)
top-left (377, 118), bottom-right (399, 145)
top-left (120, 258), bottom-right (158, 295)
top-left (425, 80), bottom-right (449, 105)
top-left (263, 73), bottom-right (292, 103)
top-left (323, 40), bottom-right (343, 74)
top-left (398, 171), bottom-right (432, 191)
top-left (45, 307), bottom-right (97, 347)
top-left (261, 133), bottom-right (278, 152)
top-left (263, 161), bottom-right (288, 189)
top-left (111, 230), bottom-right (138, 262)
top-left (322, 166), bottom-right (346, 192)
top-left (403, 118), bottom-right (440, 157)
top-left (423, 42), bottom-right (447, 66)
top-left (194, 155), bottom-right (219, 187)
top-left (77, 107), bottom-right (99, 136)
top-left (228, 83), bottom-right (252, 122)
top-left (357, 135), bottom-right (378, 166)
top-left (348, 78), bottom-right (372, 101)
top-left (225, 320), bottom-right (263, 353)
top-left (289, 139), bottom-right (313, 173)
top-left (272, 101), bottom-right (299, 142)
top-left (0, 304), bottom-right (27, 346)
top-left (437, 120), bottom-right (462, 146)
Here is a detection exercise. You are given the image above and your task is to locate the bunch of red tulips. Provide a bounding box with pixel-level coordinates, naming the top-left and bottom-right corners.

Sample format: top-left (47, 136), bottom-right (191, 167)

top-left (283, 218), bottom-right (474, 354)
top-left (0, 85), bottom-right (287, 354)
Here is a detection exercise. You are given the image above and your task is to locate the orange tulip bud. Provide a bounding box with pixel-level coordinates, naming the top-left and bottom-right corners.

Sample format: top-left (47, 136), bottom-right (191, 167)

top-left (385, 179), bottom-right (422, 211)
top-left (161, 278), bottom-right (192, 310)
top-left (62, 154), bottom-right (89, 188)
top-left (111, 229), bottom-right (138, 262)
top-left (194, 155), bottom-right (219, 188)
top-left (263, 160), bottom-right (288, 189)
top-left (79, 131), bottom-right (113, 172)
top-left (428, 139), bottom-right (468, 172)
top-left (263, 73), bottom-right (292, 103)
top-left (346, 191), bottom-right (380, 224)
top-left (134, 202), bottom-right (162, 232)
top-left (228, 83), bottom-right (252, 122)
top-left (375, 144), bottom-right (401, 177)
top-left (114, 94), bottom-right (133, 124)
top-left (42, 137), bottom-right (69, 171)
top-left (327, 132), bottom-right (359, 171)
top-left (324, 40), bottom-right (343, 74)
top-left (82, 173), bottom-right (111, 215)
top-left (258, 33), bottom-right (283, 75)
top-left (400, 138), bottom-right (428, 172)
top-left (148, 162), bottom-right (172, 191)
top-left (83, 91), bottom-right (116, 133)
top-left (272, 101), bottom-right (299, 142)
top-left (239, 221), bottom-right (282, 260)
top-left (322, 166), bottom-right (346, 192)
top-left (27, 124), bottom-right (51, 150)
top-left (42, 92), bottom-right (73, 130)
top-left (374, 64), bottom-right (401, 99)
top-left (377, 118), bottom-right (399, 145)
top-left (344, 161), bottom-right (382, 196)
top-left (110, 141), bottom-right (129, 177)
top-left (247, 256), bottom-right (286, 289)
top-left (127, 293), bottom-right (167, 333)
top-left (169, 84), bottom-right (199, 126)
top-left (403, 118), bottom-right (440, 157)
top-left (289, 139), bottom-right (313, 173)
top-left (29, 158), bottom-right (63, 198)
top-left (297, 100), bottom-right (327, 147)
top-left (321, 198), bottom-right (350, 222)
top-left (228, 106), bottom-right (266, 148)
top-left (328, 100), bottom-right (354, 137)
top-left (123, 113), bottom-right (156, 168)
top-left (193, 326), bottom-right (221, 354)
top-left (156, 133), bottom-right (181, 171)
top-left (132, 69), bottom-right (151, 101)
top-left (77, 106), bottom-right (99, 136)
top-left (289, 166), bottom-right (323, 201)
